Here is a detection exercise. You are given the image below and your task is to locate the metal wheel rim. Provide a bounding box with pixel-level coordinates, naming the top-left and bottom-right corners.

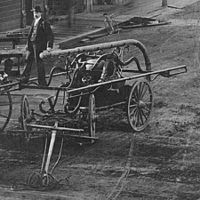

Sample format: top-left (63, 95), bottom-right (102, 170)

top-left (0, 91), bottom-right (12, 132)
top-left (27, 172), bottom-right (42, 188)
top-left (42, 173), bottom-right (55, 187)
top-left (20, 95), bottom-right (31, 138)
top-left (127, 80), bottom-right (153, 132)
top-left (88, 94), bottom-right (96, 141)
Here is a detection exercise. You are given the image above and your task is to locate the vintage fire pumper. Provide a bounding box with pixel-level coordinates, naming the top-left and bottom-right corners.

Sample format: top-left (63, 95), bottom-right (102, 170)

top-left (0, 39), bottom-right (187, 188)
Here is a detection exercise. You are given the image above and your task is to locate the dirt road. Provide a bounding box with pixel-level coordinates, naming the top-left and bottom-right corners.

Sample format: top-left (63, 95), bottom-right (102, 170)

top-left (1, 1), bottom-right (200, 199)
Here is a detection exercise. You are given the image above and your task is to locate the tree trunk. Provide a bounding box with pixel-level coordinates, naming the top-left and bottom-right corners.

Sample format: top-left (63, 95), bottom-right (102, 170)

top-left (85, 0), bottom-right (94, 12)
top-left (162, 0), bottom-right (167, 7)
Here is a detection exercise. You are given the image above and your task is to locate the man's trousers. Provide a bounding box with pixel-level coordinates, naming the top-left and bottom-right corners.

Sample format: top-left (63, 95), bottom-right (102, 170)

top-left (22, 43), bottom-right (47, 86)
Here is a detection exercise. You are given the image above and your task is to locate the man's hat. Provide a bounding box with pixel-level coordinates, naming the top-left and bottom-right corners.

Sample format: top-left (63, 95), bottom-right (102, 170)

top-left (31, 6), bottom-right (42, 13)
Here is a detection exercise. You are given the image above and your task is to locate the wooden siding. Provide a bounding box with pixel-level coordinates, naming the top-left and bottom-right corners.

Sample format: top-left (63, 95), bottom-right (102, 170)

top-left (0, 0), bottom-right (21, 32)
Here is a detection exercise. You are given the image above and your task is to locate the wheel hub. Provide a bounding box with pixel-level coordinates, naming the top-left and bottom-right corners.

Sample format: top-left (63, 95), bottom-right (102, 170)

top-left (138, 100), bottom-right (146, 108)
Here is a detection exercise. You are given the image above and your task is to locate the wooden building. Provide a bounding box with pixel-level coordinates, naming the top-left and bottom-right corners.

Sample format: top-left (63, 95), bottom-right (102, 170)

top-left (0, 0), bottom-right (34, 32)
top-left (0, 0), bottom-right (22, 32)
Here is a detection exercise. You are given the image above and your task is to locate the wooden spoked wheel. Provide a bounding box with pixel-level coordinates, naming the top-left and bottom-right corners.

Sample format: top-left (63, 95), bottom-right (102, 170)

top-left (127, 80), bottom-right (153, 132)
top-left (20, 95), bottom-right (31, 140)
top-left (27, 171), bottom-right (42, 188)
top-left (0, 91), bottom-right (12, 132)
top-left (88, 94), bottom-right (96, 142)
top-left (42, 173), bottom-right (56, 188)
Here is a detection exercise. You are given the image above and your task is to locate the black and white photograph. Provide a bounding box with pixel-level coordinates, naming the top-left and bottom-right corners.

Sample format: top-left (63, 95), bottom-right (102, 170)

top-left (0, 0), bottom-right (199, 199)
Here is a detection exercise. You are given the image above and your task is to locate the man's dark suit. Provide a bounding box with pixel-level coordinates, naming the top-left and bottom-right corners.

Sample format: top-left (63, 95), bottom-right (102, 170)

top-left (22, 17), bottom-right (54, 86)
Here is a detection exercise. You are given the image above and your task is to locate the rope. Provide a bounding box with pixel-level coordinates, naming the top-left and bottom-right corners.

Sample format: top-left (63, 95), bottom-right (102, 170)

top-left (105, 133), bottom-right (135, 200)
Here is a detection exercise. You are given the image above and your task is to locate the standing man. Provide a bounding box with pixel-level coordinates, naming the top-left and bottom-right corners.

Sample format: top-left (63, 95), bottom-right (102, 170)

top-left (21, 5), bottom-right (54, 86)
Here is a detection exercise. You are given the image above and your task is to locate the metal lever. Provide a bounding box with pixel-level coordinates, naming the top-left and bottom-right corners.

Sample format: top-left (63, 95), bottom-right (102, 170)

top-left (44, 122), bottom-right (58, 174)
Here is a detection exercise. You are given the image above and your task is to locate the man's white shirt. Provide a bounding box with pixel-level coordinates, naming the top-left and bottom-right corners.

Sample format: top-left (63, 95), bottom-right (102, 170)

top-left (34, 16), bottom-right (41, 26)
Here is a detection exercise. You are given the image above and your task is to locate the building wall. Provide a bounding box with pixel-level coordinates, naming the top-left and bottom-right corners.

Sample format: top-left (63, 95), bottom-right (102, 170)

top-left (94, 0), bottom-right (131, 5)
top-left (47, 0), bottom-right (68, 15)
top-left (33, 0), bottom-right (43, 7)
top-left (47, 0), bottom-right (82, 15)
top-left (0, 0), bottom-right (21, 32)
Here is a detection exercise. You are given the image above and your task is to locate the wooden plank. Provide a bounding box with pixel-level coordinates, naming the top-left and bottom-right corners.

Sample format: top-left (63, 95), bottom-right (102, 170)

top-left (0, 7), bottom-right (20, 15)
top-left (0, 6), bottom-right (20, 13)
top-left (27, 124), bottom-right (84, 132)
top-left (0, 2), bottom-right (20, 9)
top-left (0, 0), bottom-right (21, 32)
top-left (0, 20), bottom-right (21, 32)
top-left (0, 13), bottom-right (21, 23)
top-left (0, 49), bottom-right (24, 56)
top-left (0, 0), bottom-right (20, 7)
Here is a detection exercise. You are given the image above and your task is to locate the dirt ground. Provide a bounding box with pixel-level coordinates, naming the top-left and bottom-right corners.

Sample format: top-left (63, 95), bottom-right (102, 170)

top-left (1, 1), bottom-right (200, 200)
